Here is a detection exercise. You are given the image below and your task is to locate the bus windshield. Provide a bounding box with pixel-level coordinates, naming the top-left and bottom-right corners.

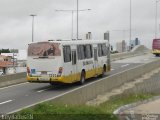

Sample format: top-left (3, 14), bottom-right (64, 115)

top-left (28, 42), bottom-right (61, 57)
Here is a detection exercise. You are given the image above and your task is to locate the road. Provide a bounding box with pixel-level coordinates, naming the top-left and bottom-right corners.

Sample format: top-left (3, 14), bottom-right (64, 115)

top-left (0, 53), bottom-right (158, 114)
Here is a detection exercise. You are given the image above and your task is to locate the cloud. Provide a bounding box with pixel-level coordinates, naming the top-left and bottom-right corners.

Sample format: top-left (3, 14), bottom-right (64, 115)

top-left (0, 0), bottom-right (159, 50)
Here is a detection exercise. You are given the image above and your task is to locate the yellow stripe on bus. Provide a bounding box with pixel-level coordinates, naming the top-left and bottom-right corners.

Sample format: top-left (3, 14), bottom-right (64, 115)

top-left (152, 49), bottom-right (160, 54)
top-left (27, 65), bottom-right (111, 83)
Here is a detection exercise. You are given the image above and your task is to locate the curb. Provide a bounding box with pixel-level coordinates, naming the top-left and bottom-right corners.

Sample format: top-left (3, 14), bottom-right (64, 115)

top-left (113, 95), bottom-right (160, 115)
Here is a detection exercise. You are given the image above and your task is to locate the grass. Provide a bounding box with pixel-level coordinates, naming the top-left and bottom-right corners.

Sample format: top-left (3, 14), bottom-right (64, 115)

top-left (16, 93), bottom-right (156, 120)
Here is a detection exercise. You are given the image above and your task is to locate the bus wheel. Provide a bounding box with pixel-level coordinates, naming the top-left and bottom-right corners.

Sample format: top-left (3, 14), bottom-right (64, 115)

top-left (50, 82), bottom-right (60, 86)
top-left (100, 66), bottom-right (106, 77)
top-left (50, 82), bottom-right (54, 86)
top-left (79, 71), bottom-right (85, 85)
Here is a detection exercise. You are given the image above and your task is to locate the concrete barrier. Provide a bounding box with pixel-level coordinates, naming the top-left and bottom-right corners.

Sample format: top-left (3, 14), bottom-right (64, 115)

top-left (113, 69), bottom-right (160, 115)
top-left (111, 51), bottom-right (148, 61)
top-left (0, 72), bottom-right (26, 88)
top-left (111, 45), bottom-right (150, 61)
top-left (47, 59), bottom-right (160, 105)
top-left (131, 45), bottom-right (149, 53)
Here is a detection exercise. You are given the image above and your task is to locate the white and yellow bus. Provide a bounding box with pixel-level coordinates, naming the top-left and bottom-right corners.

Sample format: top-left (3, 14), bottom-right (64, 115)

top-left (27, 40), bottom-right (111, 85)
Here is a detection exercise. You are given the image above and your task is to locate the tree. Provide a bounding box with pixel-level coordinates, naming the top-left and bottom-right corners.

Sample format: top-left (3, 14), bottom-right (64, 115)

top-left (0, 49), bottom-right (10, 54)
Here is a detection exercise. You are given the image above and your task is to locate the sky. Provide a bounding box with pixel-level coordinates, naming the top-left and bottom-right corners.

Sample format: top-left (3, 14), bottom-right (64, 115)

top-left (0, 0), bottom-right (159, 50)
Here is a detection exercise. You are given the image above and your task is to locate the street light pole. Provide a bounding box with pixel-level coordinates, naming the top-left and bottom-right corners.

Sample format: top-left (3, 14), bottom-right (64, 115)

top-left (77, 0), bottom-right (79, 40)
top-left (155, 0), bottom-right (160, 38)
top-left (71, 11), bottom-right (74, 40)
top-left (129, 0), bottom-right (132, 45)
top-left (30, 14), bottom-right (36, 42)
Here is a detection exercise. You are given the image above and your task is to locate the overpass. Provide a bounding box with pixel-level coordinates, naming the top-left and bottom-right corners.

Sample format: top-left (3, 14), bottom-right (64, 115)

top-left (0, 45), bottom-right (159, 114)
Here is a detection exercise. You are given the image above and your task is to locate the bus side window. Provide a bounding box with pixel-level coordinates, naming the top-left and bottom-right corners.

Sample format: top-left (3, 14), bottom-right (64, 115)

top-left (98, 44), bottom-right (102, 57)
top-left (85, 44), bottom-right (93, 59)
top-left (102, 44), bottom-right (107, 56)
top-left (72, 51), bottom-right (77, 65)
top-left (77, 45), bottom-right (81, 60)
top-left (63, 46), bottom-right (71, 62)
top-left (77, 45), bottom-right (85, 60)
top-left (90, 45), bottom-right (93, 58)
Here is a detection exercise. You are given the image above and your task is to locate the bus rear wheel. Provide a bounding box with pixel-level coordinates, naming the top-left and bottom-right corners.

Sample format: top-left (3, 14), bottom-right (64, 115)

top-left (79, 71), bottom-right (85, 85)
top-left (100, 66), bottom-right (106, 77)
top-left (50, 82), bottom-right (61, 86)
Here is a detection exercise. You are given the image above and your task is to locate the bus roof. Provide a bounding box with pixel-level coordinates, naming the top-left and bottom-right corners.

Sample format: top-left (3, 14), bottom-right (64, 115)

top-left (29, 40), bottom-right (109, 45)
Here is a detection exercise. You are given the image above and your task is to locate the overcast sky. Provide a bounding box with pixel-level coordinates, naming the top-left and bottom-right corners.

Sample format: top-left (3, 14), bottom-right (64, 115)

top-left (0, 0), bottom-right (159, 49)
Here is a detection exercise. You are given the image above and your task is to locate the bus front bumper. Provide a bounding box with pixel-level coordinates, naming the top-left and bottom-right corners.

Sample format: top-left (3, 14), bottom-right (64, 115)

top-left (152, 49), bottom-right (160, 54)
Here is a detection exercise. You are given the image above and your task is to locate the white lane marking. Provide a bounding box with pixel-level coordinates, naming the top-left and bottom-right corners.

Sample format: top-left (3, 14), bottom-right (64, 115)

top-left (37, 89), bottom-right (48, 93)
top-left (121, 64), bottom-right (130, 68)
top-left (0, 82), bottom-right (29, 91)
top-left (0, 100), bottom-right (13, 105)
top-left (111, 69), bottom-right (115, 71)
top-left (25, 94), bottom-right (29, 96)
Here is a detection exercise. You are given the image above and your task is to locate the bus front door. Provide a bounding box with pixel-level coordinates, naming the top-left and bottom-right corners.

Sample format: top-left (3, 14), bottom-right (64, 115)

top-left (94, 48), bottom-right (98, 75)
top-left (72, 50), bottom-right (77, 81)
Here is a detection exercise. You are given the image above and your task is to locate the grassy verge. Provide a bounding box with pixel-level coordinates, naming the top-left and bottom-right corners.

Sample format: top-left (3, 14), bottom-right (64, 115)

top-left (16, 94), bottom-right (157, 120)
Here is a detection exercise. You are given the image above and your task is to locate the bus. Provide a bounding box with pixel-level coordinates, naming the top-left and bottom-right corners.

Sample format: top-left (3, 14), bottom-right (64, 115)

top-left (152, 39), bottom-right (160, 56)
top-left (27, 40), bottom-right (111, 85)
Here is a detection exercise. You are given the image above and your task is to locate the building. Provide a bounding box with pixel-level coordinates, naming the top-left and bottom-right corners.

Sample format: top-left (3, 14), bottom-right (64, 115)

top-left (1, 50), bottom-right (27, 66)
top-left (1, 50), bottom-right (27, 61)
top-left (86, 32), bottom-right (92, 40)
top-left (129, 38), bottom-right (141, 49)
top-left (116, 40), bottom-right (126, 53)
top-left (0, 55), bottom-right (14, 74)
top-left (0, 61), bottom-right (14, 74)
top-left (104, 31), bottom-right (110, 41)
top-left (0, 50), bottom-right (27, 74)
top-left (10, 49), bottom-right (18, 53)
top-left (0, 55), bottom-right (12, 62)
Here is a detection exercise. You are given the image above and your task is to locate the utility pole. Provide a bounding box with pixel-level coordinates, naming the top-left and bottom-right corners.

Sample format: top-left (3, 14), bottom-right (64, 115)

top-left (30, 14), bottom-right (37, 42)
top-left (77, 0), bottom-right (79, 40)
top-left (129, 0), bottom-right (132, 45)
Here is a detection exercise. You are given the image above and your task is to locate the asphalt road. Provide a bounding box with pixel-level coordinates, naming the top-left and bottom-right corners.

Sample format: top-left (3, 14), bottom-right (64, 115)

top-left (0, 53), bottom-right (158, 114)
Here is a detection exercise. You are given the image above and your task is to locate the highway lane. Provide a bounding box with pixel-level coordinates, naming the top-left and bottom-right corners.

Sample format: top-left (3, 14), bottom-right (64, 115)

top-left (0, 53), bottom-right (159, 114)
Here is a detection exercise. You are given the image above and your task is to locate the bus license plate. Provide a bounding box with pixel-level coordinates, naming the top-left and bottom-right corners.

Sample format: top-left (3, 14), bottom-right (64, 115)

top-left (39, 77), bottom-right (50, 81)
top-left (41, 71), bottom-right (47, 75)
